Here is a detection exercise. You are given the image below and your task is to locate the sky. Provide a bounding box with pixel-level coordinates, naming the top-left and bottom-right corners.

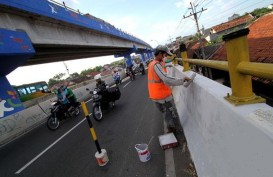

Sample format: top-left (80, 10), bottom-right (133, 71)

top-left (6, 0), bottom-right (273, 86)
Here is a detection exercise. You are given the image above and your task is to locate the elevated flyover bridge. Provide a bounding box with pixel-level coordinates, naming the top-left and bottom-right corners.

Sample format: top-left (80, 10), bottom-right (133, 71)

top-left (0, 0), bottom-right (153, 117)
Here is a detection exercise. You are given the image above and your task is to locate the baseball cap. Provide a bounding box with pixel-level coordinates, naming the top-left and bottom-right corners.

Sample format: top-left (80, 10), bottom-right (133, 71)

top-left (155, 45), bottom-right (173, 56)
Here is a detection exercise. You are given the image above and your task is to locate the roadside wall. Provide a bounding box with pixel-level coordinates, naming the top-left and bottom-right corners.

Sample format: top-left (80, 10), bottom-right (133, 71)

top-left (0, 72), bottom-right (125, 146)
top-left (172, 65), bottom-right (273, 177)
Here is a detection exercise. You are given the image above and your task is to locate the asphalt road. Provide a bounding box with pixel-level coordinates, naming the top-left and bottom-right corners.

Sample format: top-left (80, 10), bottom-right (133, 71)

top-left (0, 74), bottom-right (168, 177)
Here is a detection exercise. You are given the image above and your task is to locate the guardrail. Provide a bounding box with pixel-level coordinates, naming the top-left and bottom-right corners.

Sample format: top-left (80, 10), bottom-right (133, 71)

top-left (179, 28), bottom-right (273, 105)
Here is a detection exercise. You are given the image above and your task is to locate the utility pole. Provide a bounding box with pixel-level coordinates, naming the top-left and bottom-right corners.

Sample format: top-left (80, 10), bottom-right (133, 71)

top-left (63, 61), bottom-right (70, 77)
top-left (168, 35), bottom-right (173, 44)
top-left (184, 2), bottom-right (211, 77)
top-left (184, 2), bottom-right (207, 59)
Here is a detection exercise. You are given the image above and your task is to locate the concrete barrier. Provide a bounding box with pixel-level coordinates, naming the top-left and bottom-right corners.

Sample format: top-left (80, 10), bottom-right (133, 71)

top-left (0, 72), bottom-right (126, 146)
top-left (171, 65), bottom-right (273, 177)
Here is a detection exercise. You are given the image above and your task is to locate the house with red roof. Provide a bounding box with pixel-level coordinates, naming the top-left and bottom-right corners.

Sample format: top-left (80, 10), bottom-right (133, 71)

top-left (209, 14), bottom-right (254, 42)
top-left (208, 13), bottom-right (273, 105)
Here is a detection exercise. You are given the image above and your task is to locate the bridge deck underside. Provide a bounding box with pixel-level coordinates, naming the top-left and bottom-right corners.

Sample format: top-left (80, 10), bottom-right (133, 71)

top-left (28, 45), bottom-right (132, 66)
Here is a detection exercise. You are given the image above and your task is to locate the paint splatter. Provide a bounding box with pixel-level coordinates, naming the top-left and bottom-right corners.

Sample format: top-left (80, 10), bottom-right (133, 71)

top-left (7, 91), bottom-right (17, 99)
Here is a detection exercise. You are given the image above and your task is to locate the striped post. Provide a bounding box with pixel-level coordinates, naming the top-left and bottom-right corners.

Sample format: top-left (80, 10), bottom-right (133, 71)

top-left (81, 102), bottom-right (101, 153)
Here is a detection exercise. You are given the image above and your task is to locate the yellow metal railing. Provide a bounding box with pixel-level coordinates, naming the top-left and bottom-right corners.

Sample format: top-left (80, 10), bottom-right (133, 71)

top-left (179, 28), bottom-right (273, 105)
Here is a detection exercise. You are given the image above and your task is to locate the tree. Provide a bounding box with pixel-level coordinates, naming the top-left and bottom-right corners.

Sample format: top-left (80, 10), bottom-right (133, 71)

top-left (48, 73), bottom-right (66, 88)
top-left (48, 78), bottom-right (59, 88)
top-left (53, 73), bottom-right (66, 80)
top-left (70, 72), bottom-right (79, 79)
top-left (250, 7), bottom-right (273, 18)
top-left (80, 68), bottom-right (94, 76)
top-left (94, 66), bottom-right (102, 72)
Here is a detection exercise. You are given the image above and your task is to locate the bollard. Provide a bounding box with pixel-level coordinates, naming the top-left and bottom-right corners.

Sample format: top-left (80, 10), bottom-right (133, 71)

top-left (222, 28), bottom-right (265, 105)
top-left (81, 102), bottom-right (109, 166)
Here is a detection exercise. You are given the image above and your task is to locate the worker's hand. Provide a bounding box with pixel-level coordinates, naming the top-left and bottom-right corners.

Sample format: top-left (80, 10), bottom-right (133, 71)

top-left (183, 77), bottom-right (191, 82)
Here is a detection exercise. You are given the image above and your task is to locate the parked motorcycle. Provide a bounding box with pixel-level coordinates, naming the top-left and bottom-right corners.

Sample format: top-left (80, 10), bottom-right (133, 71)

top-left (47, 101), bottom-right (81, 130)
top-left (86, 86), bottom-right (121, 121)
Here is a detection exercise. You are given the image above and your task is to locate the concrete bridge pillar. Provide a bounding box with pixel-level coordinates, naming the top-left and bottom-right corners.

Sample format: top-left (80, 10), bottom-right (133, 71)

top-left (147, 52), bottom-right (153, 59)
top-left (0, 77), bottom-right (25, 118)
top-left (0, 29), bottom-right (35, 118)
top-left (140, 53), bottom-right (146, 63)
top-left (125, 54), bottom-right (133, 67)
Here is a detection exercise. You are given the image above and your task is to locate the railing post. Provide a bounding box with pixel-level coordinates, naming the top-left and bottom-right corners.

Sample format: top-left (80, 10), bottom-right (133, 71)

top-left (180, 43), bottom-right (190, 71)
top-left (222, 28), bottom-right (265, 105)
top-left (172, 54), bottom-right (178, 65)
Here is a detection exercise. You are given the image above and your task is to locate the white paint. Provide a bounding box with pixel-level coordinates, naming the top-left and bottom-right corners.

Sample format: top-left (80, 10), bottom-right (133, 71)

top-left (171, 65), bottom-right (273, 177)
top-left (123, 81), bottom-right (131, 88)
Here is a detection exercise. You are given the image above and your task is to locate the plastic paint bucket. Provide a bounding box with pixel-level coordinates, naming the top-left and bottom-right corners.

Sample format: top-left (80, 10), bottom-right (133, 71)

top-left (135, 144), bottom-right (151, 162)
top-left (95, 149), bottom-right (109, 166)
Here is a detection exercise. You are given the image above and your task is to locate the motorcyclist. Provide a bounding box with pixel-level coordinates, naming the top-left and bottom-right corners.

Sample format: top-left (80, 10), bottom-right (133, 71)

top-left (113, 70), bottom-right (121, 84)
top-left (94, 74), bottom-right (108, 91)
top-left (56, 85), bottom-right (77, 108)
top-left (126, 65), bottom-right (135, 77)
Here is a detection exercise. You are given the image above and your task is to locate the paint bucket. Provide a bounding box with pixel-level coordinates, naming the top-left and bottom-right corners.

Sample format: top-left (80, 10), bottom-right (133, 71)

top-left (95, 149), bottom-right (109, 166)
top-left (135, 143), bottom-right (151, 162)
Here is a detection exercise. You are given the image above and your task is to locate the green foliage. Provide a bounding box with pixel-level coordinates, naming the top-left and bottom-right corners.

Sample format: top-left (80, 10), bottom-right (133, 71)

top-left (80, 66), bottom-right (102, 76)
top-left (94, 65), bottom-right (102, 72)
top-left (53, 73), bottom-right (66, 80)
top-left (250, 7), bottom-right (273, 18)
top-left (111, 59), bottom-right (125, 67)
top-left (48, 72), bottom-right (66, 88)
top-left (80, 68), bottom-right (93, 76)
top-left (48, 78), bottom-right (59, 88)
top-left (70, 72), bottom-right (79, 79)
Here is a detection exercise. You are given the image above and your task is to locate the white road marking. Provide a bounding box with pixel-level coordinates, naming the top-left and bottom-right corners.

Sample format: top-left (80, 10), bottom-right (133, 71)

top-left (123, 81), bottom-right (131, 88)
top-left (86, 98), bottom-right (92, 103)
top-left (15, 118), bottom-right (87, 174)
top-left (164, 122), bottom-right (176, 177)
top-left (15, 78), bottom-right (129, 174)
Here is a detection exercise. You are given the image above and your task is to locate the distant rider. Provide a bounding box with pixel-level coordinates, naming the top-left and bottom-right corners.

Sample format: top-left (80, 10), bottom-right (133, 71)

top-left (113, 70), bottom-right (121, 84)
top-left (126, 65), bottom-right (135, 77)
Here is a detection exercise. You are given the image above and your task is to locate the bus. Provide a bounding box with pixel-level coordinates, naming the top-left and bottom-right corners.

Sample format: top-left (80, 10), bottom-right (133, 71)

top-left (13, 81), bottom-right (51, 102)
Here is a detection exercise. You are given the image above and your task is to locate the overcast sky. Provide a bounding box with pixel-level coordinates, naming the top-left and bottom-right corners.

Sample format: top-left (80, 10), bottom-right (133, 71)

top-left (6, 0), bottom-right (272, 85)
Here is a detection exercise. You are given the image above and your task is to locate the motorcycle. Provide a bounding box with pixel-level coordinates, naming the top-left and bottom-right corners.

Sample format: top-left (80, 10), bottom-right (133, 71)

top-left (133, 63), bottom-right (145, 75)
top-left (86, 86), bottom-right (121, 121)
top-left (47, 101), bottom-right (81, 130)
top-left (126, 68), bottom-right (135, 80)
top-left (138, 63), bottom-right (145, 75)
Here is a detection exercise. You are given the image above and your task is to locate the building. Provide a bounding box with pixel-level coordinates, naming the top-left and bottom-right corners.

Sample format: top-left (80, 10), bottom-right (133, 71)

top-left (209, 14), bottom-right (254, 42)
top-left (208, 13), bottom-right (273, 104)
top-left (228, 14), bottom-right (240, 21)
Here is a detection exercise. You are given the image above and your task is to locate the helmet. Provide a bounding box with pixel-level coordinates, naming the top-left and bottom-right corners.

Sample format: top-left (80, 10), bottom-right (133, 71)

top-left (154, 45), bottom-right (173, 56)
top-left (57, 85), bottom-right (66, 93)
top-left (94, 74), bottom-right (101, 80)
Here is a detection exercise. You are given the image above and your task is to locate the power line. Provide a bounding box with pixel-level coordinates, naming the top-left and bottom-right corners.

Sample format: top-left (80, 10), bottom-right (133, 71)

top-left (176, 0), bottom-right (270, 37)
top-left (204, 0), bottom-right (269, 28)
top-left (202, 0), bottom-right (213, 7)
top-left (184, 2), bottom-right (207, 58)
top-left (197, 0), bottom-right (207, 6)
